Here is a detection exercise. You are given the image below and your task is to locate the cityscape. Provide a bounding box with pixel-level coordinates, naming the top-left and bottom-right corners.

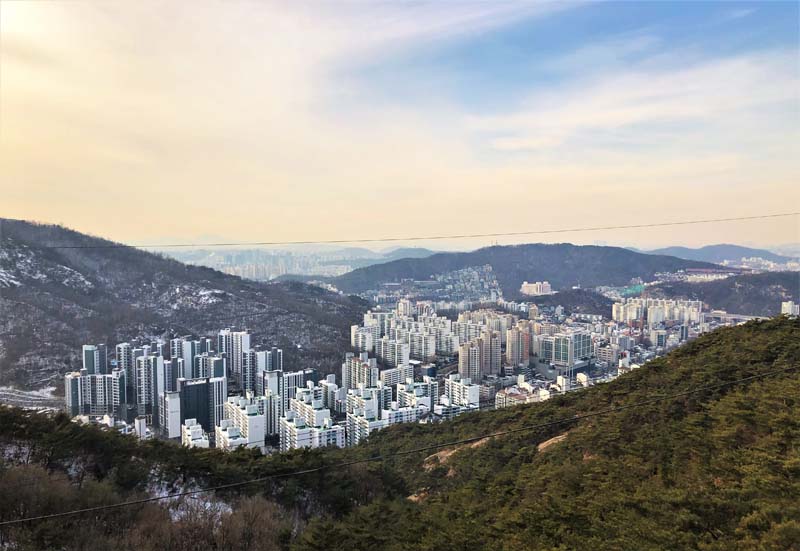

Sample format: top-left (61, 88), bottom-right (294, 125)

top-left (63, 292), bottom-right (799, 454)
top-left (2, 0), bottom-right (799, 548)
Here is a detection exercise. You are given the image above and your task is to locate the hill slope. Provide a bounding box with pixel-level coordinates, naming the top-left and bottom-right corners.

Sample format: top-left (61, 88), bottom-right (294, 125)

top-left (0, 219), bottom-right (368, 391)
top-left (332, 243), bottom-right (720, 295)
top-left (0, 317), bottom-right (797, 550)
top-left (648, 271), bottom-right (799, 316)
top-left (529, 288), bottom-right (615, 317)
top-left (645, 244), bottom-right (794, 264)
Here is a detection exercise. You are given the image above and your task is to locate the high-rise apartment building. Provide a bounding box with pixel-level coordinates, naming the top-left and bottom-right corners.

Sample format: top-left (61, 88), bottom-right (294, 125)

top-left (82, 344), bottom-right (108, 375)
top-left (341, 352), bottom-right (379, 391)
top-left (64, 368), bottom-right (126, 417)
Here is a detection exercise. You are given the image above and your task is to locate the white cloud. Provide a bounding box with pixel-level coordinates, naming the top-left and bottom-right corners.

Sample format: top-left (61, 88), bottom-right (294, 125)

top-left (469, 50), bottom-right (799, 152)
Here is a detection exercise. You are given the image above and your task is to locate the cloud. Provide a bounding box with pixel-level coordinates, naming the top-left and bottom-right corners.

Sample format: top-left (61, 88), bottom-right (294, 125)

top-left (0, 1), bottom-right (797, 249)
top-left (469, 50), bottom-right (799, 153)
top-left (723, 8), bottom-right (756, 21)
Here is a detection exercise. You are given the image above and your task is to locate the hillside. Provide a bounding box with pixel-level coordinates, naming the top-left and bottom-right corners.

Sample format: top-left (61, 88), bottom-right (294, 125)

top-left (332, 243), bottom-right (720, 295)
top-left (0, 317), bottom-right (797, 550)
top-left (648, 271), bottom-right (799, 316)
top-left (644, 244), bottom-right (794, 264)
top-left (0, 219), bottom-right (368, 391)
top-left (528, 289), bottom-right (614, 318)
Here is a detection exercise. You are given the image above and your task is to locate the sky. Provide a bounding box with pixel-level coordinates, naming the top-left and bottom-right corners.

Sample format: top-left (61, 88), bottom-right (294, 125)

top-left (1, 1), bottom-right (798, 251)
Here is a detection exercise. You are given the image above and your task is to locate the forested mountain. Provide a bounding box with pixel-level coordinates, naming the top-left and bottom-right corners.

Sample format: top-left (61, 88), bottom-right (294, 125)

top-left (0, 219), bottom-right (367, 391)
top-left (648, 271), bottom-right (799, 316)
top-left (1, 317), bottom-right (797, 550)
top-left (644, 244), bottom-right (794, 264)
top-left (332, 243), bottom-right (719, 294)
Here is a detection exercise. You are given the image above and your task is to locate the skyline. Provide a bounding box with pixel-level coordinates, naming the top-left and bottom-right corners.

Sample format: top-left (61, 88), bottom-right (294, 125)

top-left (2, 1), bottom-right (799, 248)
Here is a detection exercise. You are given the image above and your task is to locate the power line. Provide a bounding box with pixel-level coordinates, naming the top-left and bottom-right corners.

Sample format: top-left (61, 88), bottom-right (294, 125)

top-left (1, 363), bottom-right (795, 527)
top-left (20, 212), bottom-right (800, 250)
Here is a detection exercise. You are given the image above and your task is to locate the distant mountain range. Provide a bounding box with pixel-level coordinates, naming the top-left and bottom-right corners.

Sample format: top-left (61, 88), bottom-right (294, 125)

top-left (640, 244), bottom-right (795, 264)
top-left (647, 271), bottom-right (799, 316)
top-left (167, 246), bottom-right (438, 280)
top-left (0, 219), bottom-right (367, 391)
top-left (331, 243), bottom-right (720, 295)
top-left (320, 247), bottom-right (438, 270)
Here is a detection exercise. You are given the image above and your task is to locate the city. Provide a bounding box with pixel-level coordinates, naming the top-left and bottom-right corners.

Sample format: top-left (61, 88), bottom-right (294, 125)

top-left (63, 292), bottom-right (798, 454)
top-left (2, 0), bottom-right (799, 548)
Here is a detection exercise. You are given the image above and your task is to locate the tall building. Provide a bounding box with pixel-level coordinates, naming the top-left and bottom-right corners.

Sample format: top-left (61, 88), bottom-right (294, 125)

top-left (181, 419), bottom-right (210, 448)
top-left (341, 352), bottom-right (379, 391)
top-left (345, 383), bottom-right (393, 417)
top-left (396, 377), bottom-right (439, 409)
top-left (552, 332), bottom-right (592, 370)
top-left (345, 408), bottom-right (387, 447)
top-left (258, 367), bottom-right (316, 415)
top-left (223, 395), bottom-right (266, 449)
top-left (363, 311), bottom-right (394, 337)
top-left (319, 374), bottom-right (345, 414)
top-left (781, 301), bottom-right (800, 316)
top-left (289, 384), bottom-right (334, 429)
top-left (351, 325), bottom-right (376, 353)
top-left (375, 337), bottom-right (410, 368)
top-left (64, 368), bottom-right (126, 417)
top-left (170, 376), bottom-right (228, 434)
top-left (242, 350), bottom-right (259, 394)
top-left (280, 411), bottom-right (345, 451)
top-left (506, 327), bottom-right (531, 368)
top-left (228, 331), bottom-right (250, 384)
top-left (408, 332), bottom-right (436, 362)
top-left (116, 342), bottom-right (135, 403)
top-left (458, 341), bottom-right (482, 381)
top-left (82, 344), bottom-right (108, 375)
top-left (135, 355), bottom-right (165, 419)
top-left (193, 353), bottom-right (225, 379)
top-left (378, 364), bottom-right (414, 392)
top-left (215, 419), bottom-right (249, 450)
top-left (480, 330), bottom-right (502, 376)
top-left (443, 374), bottom-right (480, 409)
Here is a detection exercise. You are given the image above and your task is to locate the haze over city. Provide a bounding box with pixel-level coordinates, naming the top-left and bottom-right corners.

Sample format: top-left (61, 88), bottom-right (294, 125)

top-left (2, 1), bottom-right (798, 249)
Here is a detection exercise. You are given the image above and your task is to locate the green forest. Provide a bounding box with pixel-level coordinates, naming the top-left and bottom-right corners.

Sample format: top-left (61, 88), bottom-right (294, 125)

top-left (1, 317), bottom-right (798, 550)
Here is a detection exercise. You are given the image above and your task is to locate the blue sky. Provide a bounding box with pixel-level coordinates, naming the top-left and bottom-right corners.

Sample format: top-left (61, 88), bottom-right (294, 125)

top-left (347, 1), bottom-right (798, 113)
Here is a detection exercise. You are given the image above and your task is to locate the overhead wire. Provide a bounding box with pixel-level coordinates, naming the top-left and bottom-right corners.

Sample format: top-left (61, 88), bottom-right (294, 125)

top-left (9, 212), bottom-right (797, 250)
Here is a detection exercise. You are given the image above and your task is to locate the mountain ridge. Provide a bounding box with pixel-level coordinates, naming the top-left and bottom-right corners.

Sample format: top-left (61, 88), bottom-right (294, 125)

top-left (643, 243), bottom-right (795, 263)
top-left (332, 242), bottom-right (722, 295)
top-left (648, 271), bottom-right (799, 316)
top-left (0, 218), bottom-right (368, 391)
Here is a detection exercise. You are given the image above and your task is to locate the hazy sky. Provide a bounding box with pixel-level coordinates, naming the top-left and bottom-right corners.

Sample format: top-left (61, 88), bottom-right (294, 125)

top-left (1, 1), bottom-right (798, 250)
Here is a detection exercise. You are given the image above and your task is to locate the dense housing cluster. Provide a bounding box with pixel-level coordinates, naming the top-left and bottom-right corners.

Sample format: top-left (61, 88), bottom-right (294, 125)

top-left (63, 284), bottom-right (782, 455)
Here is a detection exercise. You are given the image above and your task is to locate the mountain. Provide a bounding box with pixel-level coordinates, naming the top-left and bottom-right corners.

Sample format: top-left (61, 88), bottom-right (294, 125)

top-left (0, 219), bottom-right (368, 391)
top-left (332, 243), bottom-right (720, 295)
top-left (644, 244), bottom-right (794, 264)
top-left (647, 271), bottom-right (800, 316)
top-left (1, 317), bottom-right (797, 549)
top-left (319, 247), bottom-right (439, 271)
